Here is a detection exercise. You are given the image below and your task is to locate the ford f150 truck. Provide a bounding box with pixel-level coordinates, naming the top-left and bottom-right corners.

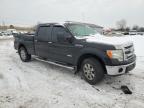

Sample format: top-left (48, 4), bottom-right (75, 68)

top-left (14, 21), bottom-right (136, 85)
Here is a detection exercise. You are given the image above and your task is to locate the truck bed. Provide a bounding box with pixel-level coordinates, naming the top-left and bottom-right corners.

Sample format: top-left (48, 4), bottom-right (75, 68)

top-left (14, 33), bottom-right (34, 41)
top-left (14, 33), bottom-right (35, 55)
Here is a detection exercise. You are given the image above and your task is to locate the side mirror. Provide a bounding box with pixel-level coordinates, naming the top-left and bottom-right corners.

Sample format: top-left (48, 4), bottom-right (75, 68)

top-left (57, 32), bottom-right (73, 43)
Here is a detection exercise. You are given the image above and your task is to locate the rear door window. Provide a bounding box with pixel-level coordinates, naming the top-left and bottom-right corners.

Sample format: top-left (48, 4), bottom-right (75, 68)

top-left (37, 26), bottom-right (52, 41)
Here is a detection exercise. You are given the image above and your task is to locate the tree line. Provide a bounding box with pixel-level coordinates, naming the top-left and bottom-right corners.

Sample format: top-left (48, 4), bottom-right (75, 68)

top-left (116, 19), bottom-right (144, 32)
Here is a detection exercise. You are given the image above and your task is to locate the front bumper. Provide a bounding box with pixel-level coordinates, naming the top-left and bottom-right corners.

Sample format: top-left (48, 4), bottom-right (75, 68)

top-left (106, 61), bottom-right (136, 75)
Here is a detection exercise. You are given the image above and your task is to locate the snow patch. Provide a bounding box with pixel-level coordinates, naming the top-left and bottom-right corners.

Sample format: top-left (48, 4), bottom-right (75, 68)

top-left (0, 36), bottom-right (144, 108)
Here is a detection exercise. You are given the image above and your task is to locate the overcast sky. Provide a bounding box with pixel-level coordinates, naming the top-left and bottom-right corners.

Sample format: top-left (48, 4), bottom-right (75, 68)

top-left (0, 0), bottom-right (144, 27)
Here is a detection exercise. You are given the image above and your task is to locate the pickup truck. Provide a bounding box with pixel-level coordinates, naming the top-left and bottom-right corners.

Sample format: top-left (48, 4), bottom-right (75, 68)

top-left (14, 21), bottom-right (136, 85)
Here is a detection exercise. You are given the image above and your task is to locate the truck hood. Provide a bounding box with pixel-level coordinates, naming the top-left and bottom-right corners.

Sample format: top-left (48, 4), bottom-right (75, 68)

top-left (76, 34), bottom-right (133, 46)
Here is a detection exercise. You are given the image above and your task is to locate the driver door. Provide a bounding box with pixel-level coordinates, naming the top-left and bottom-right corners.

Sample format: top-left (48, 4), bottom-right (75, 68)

top-left (48, 26), bottom-right (75, 64)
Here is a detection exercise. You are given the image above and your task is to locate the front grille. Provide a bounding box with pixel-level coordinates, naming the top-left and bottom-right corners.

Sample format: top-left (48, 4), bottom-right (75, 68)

top-left (124, 43), bottom-right (134, 60)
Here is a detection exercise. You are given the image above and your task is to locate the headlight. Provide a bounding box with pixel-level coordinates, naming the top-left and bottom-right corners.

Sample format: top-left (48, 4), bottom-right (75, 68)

top-left (106, 50), bottom-right (124, 61)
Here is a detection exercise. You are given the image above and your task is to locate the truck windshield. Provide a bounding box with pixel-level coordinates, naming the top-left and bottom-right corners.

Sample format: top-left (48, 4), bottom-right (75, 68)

top-left (67, 24), bottom-right (98, 37)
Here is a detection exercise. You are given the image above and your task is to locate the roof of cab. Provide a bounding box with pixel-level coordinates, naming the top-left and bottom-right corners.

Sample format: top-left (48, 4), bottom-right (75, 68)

top-left (38, 21), bottom-right (103, 28)
top-left (38, 21), bottom-right (83, 26)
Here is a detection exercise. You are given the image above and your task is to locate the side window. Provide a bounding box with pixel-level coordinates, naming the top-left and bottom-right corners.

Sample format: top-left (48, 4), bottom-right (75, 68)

top-left (52, 26), bottom-right (70, 42)
top-left (37, 26), bottom-right (52, 41)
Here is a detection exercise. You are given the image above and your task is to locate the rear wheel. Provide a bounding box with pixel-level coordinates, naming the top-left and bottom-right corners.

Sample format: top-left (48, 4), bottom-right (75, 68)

top-left (81, 58), bottom-right (104, 85)
top-left (19, 47), bottom-right (31, 62)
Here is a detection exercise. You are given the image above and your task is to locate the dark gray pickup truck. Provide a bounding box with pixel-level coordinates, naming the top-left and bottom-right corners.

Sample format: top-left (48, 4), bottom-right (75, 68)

top-left (14, 21), bottom-right (136, 85)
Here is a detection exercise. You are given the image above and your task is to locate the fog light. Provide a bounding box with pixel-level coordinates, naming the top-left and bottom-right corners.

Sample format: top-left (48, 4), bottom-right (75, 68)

top-left (119, 68), bottom-right (123, 73)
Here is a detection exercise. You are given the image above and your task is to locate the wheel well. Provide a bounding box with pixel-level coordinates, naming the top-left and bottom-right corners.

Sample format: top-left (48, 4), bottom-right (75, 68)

top-left (18, 44), bottom-right (26, 53)
top-left (77, 54), bottom-right (107, 74)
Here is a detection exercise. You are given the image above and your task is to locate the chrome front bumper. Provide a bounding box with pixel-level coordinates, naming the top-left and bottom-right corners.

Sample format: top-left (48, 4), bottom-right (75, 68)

top-left (106, 61), bottom-right (136, 75)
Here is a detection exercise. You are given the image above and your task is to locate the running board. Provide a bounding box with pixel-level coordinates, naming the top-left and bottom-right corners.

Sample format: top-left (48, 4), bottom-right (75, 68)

top-left (35, 57), bottom-right (75, 70)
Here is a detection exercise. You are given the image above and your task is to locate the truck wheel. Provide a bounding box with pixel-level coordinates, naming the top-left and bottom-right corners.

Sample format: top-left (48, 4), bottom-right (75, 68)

top-left (81, 58), bottom-right (104, 85)
top-left (19, 47), bottom-right (31, 62)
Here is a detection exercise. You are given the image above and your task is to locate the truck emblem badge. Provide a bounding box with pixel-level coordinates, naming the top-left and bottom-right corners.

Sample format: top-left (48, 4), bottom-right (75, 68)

top-left (67, 55), bottom-right (72, 57)
top-left (75, 44), bottom-right (83, 47)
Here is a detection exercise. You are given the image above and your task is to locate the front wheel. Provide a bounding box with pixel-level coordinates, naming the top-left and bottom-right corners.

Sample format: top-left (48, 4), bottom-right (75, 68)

top-left (81, 58), bottom-right (104, 85)
top-left (19, 47), bottom-right (31, 62)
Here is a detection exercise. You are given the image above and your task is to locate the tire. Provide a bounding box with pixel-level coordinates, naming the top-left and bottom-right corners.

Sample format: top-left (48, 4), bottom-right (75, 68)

top-left (81, 58), bottom-right (104, 85)
top-left (19, 46), bottom-right (31, 62)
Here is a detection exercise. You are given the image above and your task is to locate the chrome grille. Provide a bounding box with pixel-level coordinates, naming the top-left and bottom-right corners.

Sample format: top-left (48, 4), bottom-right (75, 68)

top-left (124, 43), bottom-right (134, 60)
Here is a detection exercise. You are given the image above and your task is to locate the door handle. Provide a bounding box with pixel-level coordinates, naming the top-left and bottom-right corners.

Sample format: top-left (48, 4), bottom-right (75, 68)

top-left (48, 42), bottom-right (52, 44)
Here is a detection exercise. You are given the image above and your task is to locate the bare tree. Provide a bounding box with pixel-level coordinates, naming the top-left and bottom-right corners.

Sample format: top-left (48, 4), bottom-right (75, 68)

top-left (139, 27), bottom-right (144, 32)
top-left (125, 27), bottom-right (130, 32)
top-left (116, 19), bottom-right (127, 31)
top-left (132, 25), bottom-right (139, 31)
top-left (9, 25), bottom-right (15, 29)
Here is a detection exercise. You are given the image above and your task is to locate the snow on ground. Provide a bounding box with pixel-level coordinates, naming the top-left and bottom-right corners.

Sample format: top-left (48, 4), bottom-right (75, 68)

top-left (0, 35), bottom-right (13, 40)
top-left (0, 35), bottom-right (144, 108)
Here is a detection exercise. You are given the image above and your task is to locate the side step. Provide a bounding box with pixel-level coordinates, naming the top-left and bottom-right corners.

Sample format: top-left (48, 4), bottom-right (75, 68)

top-left (35, 57), bottom-right (76, 71)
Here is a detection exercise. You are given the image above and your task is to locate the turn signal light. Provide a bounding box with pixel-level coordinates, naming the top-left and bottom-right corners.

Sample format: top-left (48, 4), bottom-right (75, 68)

top-left (106, 50), bottom-right (113, 58)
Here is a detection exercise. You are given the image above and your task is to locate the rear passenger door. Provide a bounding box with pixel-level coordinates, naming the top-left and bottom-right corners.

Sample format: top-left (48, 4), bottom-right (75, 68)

top-left (35, 26), bottom-right (52, 58)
